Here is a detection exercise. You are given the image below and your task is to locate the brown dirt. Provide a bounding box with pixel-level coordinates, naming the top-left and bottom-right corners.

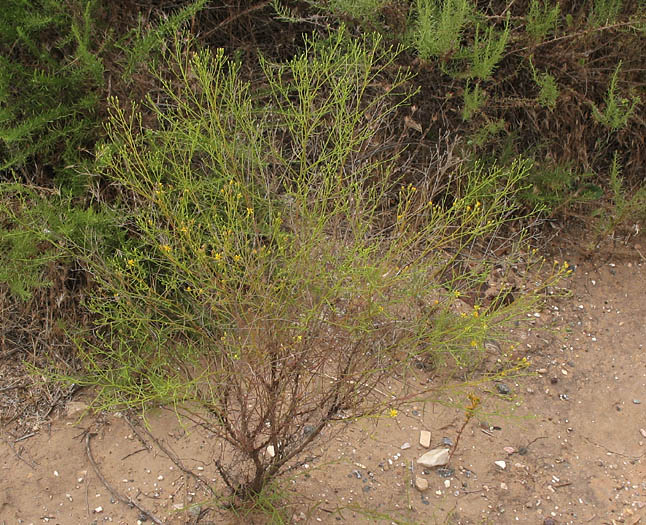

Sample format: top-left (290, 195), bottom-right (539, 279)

top-left (2, 235), bottom-right (645, 524)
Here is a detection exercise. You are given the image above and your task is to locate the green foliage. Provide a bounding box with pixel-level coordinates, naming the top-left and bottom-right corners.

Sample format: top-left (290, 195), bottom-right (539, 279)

top-left (462, 81), bottom-right (486, 120)
top-left (589, 0), bottom-right (623, 26)
top-left (0, 0), bottom-right (104, 178)
top-left (526, 0), bottom-right (560, 42)
top-left (520, 161), bottom-right (601, 212)
top-left (592, 152), bottom-right (646, 240)
top-left (411, 0), bottom-right (472, 59)
top-left (326, 0), bottom-right (389, 24)
top-left (0, 184), bottom-right (122, 300)
top-left (528, 58), bottom-right (559, 110)
top-left (117, 0), bottom-right (208, 80)
top-left (591, 61), bottom-right (641, 131)
top-left (468, 15), bottom-right (510, 81)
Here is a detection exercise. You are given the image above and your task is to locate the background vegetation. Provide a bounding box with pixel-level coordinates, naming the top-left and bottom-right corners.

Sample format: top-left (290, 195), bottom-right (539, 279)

top-left (1, 0), bottom-right (643, 516)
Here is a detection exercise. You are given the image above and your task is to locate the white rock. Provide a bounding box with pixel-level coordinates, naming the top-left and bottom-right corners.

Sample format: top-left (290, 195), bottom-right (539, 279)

top-left (267, 445), bottom-right (275, 457)
top-left (65, 401), bottom-right (89, 418)
top-left (401, 442), bottom-right (411, 450)
top-left (417, 448), bottom-right (450, 467)
top-left (444, 479), bottom-right (451, 488)
top-left (494, 460), bottom-right (507, 470)
top-left (94, 506), bottom-right (103, 513)
top-left (415, 476), bottom-right (428, 491)
top-left (419, 430), bottom-right (431, 448)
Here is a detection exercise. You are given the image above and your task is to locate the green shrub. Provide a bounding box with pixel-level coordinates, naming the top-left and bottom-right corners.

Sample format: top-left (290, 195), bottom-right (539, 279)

top-left (591, 61), bottom-right (641, 131)
top-left (0, 0), bottom-right (104, 180)
top-left (411, 0), bottom-right (473, 59)
top-left (62, 29), bottom-right (563, 501)
top-left (468, 15), bottom-right (510, 81)
top-left (526, 0), bottom-right (560, 42)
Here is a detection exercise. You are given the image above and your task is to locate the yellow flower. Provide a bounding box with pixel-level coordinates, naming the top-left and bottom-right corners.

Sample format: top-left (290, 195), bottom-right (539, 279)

top-left (453, 290), bottom-right (461, 298)
top-left (470, 339), bottom-right (478, 347)
top-left (233, 254), bottom-right (241, 262)
top-left (247, 207), bottom-right (254, 216)
top-left (160, 244), bottom-right (171, 253)
top-left (180, 226), bottom-right (188, 233)
top-left (214, 252), bottom-right (222, 261)
top-left (127, 259), bottom-right (135, 267)
top-left (389, 408), bottom-right (398, 418)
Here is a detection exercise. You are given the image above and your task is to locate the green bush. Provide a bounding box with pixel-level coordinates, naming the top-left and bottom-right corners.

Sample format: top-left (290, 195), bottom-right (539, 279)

top-left (61, 29), bottom-right (564, 501)
top-left (0, 0), bottom-right (104, 181)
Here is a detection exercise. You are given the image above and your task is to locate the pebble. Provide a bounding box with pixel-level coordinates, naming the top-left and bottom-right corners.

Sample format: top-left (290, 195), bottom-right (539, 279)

top-left (633, 399), bottom-right (642, 404)
top-left (267, 445), bottom-right (275, 457)
top-left (401, 442), bottom-right (411, 450)
top-left (441, 437), bottom-right (454, 446)
top-left (503, 446), bottom-right (515, 454)
top-left (640, 429), bottom-right (646, 438)
top-left (94, 506), bottom-right (103, 513)
top-left (415, 476), bottom-right (429, 491)
top-left (419, 430), bottom-right (431, 448)
top-left (444, 479), bottom-right (451, 488)
top-left (496, 383), bottom-right (511, 395)
top-left (494, 460), bottom-right (507, 470)
top-left (437, 467), bottom-right (454, 478)
top-left (417, 448), bottom-right (450, 467)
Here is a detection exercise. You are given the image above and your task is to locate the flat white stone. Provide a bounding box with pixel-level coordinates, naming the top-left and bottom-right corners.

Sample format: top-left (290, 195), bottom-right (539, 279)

top-left (417, 448), bottom-right (450, 467)
top-left (419, 430), bottom-right (431, 448)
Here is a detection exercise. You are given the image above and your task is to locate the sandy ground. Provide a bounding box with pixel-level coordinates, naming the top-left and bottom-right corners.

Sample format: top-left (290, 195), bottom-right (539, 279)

top-left (1, 237), bottom-right (645, 524)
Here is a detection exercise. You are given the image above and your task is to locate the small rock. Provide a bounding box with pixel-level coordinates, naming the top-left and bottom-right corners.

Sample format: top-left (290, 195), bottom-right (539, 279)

top-left (415, 476), bottom-right (428, 491)
top-left (401, 442), bottom-right (411, 450)
top-left (94, 506), bottom-right (103, 513)
top-left (303, 425), bottom-right (315, 436)
top-left (537, 368), bottom-right (548, 374)
top-left (65, 401), bottom-right (89, 418)
top-left (419, 430), bottom-right (431, 448)
top-left (267, 445), bottom-right (275, 457)
top-left (444, 479), bottom-right (451, 488)
top-left (640, 429), bottom-right (646, 438)
top-left (494, 460), bottom-right (507, 470)
top-left (441, 437), bottom-right (454, 446)
top-left (500, 482), bottom-right (508, 490)
top-left (417, 448), bottom-right (450, 468)
top-left (503, 446), bottom-right (515, 454)
top-left (352, 470), bottom-right (362, 479)
top-left (633, 399), bottom-right (642, 404)
top-left (550, 377), bottom-right (558, 384)
top-left (411, 410), bottom-right (421, 416)
top-left (496, 383), bottom-right (511, 395)
top-left (543, 519), bottom-right (556, 525)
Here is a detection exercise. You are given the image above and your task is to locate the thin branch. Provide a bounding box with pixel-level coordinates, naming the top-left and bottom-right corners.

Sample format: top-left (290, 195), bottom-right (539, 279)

top-left (84, 432), bottom-right (163, 524)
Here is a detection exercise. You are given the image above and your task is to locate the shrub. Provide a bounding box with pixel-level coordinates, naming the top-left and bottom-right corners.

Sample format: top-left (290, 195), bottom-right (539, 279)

top-left (0, 0), bottom-right (104, 182)
top-left (54, 28), bottom-right (567, 503)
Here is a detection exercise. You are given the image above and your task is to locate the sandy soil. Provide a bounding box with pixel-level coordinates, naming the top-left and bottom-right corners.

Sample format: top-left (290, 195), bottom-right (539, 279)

top-left (2, 236), bottom-right (645, 524)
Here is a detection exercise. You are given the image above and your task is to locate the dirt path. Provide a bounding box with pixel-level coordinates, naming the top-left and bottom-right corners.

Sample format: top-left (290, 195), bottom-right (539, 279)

top-left (2, 243), bottom-right (645, 524)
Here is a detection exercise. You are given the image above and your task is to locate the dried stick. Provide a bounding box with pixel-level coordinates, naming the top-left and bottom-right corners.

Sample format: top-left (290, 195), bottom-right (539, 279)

top-left (85, 432), bottom-right (163, 525)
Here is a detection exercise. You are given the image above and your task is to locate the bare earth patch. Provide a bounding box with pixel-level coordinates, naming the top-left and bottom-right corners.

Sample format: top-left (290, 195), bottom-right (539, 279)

top-left (2, 236), bottom-right (645, 524)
